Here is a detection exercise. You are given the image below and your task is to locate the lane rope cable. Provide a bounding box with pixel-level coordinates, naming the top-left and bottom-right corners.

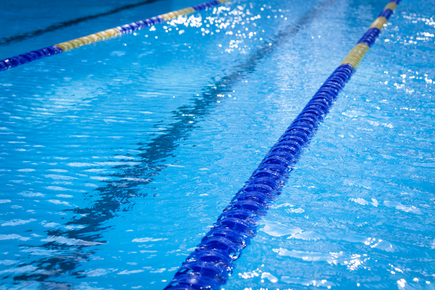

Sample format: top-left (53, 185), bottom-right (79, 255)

top-left (0, 0), bottom-right (232, 72)
top-left (164, 1), bottom-right (400, 289)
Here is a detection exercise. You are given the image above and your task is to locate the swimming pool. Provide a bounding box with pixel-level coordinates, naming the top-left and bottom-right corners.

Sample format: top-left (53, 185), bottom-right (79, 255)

top-left (0, 0), bottom-right (434, 288)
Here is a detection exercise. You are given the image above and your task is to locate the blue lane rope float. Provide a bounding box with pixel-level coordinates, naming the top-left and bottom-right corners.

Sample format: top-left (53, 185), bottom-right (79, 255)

top-left (165, 1), bottom-right (400, 289)
top-left (0, 0), bottom-right (232, 72)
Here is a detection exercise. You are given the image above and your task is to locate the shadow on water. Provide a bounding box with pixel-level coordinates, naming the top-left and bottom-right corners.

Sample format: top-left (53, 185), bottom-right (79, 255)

top-left (0, 0), bottom-right (160, 46)
top-left (11, 0), bottom-right (338, 284)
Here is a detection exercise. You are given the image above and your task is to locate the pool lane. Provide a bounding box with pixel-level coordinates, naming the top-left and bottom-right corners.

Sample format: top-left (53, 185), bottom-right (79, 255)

top-left (10, 0), bottom-right (338, 283)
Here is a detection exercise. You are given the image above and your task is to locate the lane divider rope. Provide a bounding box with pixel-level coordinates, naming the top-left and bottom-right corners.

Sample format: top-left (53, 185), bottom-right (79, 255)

top-left (0, 0), bottom-right (232, 72)
top-left (164, 1), bottom-right (400, 289)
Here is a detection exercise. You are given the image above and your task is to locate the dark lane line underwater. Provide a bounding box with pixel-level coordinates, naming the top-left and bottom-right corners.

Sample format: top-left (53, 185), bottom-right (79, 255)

top-left (0, 0), bottom-right (160, 46)
top-left (10, 0), bottom-right (338, 284)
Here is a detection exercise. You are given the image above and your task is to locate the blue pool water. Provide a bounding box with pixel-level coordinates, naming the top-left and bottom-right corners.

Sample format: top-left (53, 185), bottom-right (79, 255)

top-left (0, 0), bottom-right (434, 289)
